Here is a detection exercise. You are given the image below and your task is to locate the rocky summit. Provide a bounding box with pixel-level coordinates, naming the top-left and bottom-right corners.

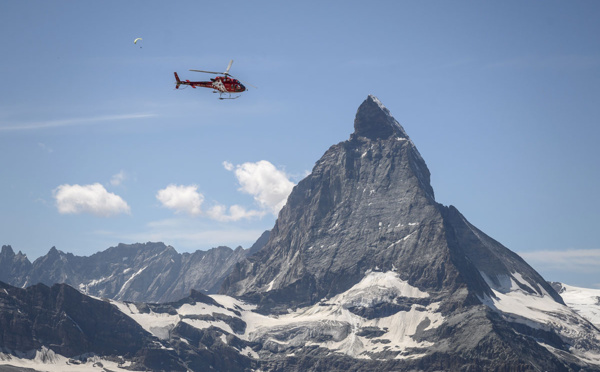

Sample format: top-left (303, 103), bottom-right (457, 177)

top-left (222, 95), bottom-right (560, 313)
top-left (219, 95), bottom-right (600, 370)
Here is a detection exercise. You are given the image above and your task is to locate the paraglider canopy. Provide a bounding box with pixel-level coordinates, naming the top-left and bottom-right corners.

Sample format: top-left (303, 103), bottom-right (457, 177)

top-left (133, 38), bottom-right (142, 44)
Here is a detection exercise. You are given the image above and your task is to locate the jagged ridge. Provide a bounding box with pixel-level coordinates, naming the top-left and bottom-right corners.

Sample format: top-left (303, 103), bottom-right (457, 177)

top-left (0, 231), bottom-right (269, 303)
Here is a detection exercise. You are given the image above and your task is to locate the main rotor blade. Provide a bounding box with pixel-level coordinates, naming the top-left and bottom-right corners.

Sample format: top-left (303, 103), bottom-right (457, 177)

top-left (224, 60), bottom-right (233, 75)
top-left (189, 69), bottom-right (222, 74)
top-left (228, 75), bottom-right (257, 89)
top-left (240, 79), bottom-right (257, 89)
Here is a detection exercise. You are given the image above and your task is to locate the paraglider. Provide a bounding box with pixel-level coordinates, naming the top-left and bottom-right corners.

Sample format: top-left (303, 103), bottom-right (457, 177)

top-left (133, 38), bottom-right (142, 48)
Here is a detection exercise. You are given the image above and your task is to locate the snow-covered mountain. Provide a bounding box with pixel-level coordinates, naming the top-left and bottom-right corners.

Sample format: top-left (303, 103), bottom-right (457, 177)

top-left (106, 273), bottom-right (600, 370)
top-left (1, 96), bottom-right (600, 371)
top-left (3, 278), bottom-right (599, 371)
top-left (218, 95), bottom-right (600, 370)
top-left (0, 281), bottom-right (256, 371)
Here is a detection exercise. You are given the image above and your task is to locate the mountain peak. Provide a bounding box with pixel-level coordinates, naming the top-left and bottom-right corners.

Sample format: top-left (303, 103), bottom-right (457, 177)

top-left (1, 245), bottom-right (14, 256)
top-left (353, 95), bottom-right (409, 140)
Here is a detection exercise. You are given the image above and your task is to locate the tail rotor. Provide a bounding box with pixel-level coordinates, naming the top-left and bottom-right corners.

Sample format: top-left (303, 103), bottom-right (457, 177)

top-left (174, 72), bottom-right (182, 89)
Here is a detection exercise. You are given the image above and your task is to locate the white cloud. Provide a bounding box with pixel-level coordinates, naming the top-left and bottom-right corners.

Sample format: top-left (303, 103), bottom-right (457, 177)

top-left (110, 170), bottom-right (127, 186)
top-left (113, 218), bottom-right (266, 250)
top-left (53, 183), bottom-right (130, 217)
top-left (518, 249), bottom-right (600, 273)
top-left (156, 161), bottom-right (295, 222)
top-left (225, 160), bottom-right (295, 215)
top-left (156, 184), bottom-right (203, 216)
top-left (207, 204), bottom-right (266, 222)
top-left (223, 161), bottom-right (234, 171)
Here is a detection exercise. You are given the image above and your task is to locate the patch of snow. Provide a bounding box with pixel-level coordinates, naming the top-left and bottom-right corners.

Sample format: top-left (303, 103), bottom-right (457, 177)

top-left (241, 346), bottom-right (259, 359)
top-left (116, 265), bottom-right (148, 298)
top-left (387, 232), bottom-right (416, 249)
top-left (64, 314), bottom-right (83, 334)
top-left (558, 283), bottom-right (600, 328)
top-left (89, 277), bottom-right (109, 287)
top-left (230, 271), bottom-right (441, 359)
top-left (336, 271), bottom-right (429, 308)
top-left (113, 271), bottom-right (444, 361)
top-left (110, 300), bottom-right (178, 340)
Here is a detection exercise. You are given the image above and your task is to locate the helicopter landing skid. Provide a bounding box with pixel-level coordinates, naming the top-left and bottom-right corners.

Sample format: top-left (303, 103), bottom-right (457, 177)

top-left (214, 91), bottom-right (241, 100)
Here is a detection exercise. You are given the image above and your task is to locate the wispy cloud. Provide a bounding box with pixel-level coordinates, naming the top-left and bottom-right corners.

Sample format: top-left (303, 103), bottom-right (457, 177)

top-left (110, 218), bottom-right (266, 250)
top-left (110, 170), bottom-right (127, 187)
top-left (518, 249), bottom-right (600, 273)
top-left (37, 142), bottom-right (54, 153)
top-left (0, 113), bottom-right (155, 131)
top-left (206, 204), bottom-right (266, 222)
top-left (485, 54), bottom-right (600, 71)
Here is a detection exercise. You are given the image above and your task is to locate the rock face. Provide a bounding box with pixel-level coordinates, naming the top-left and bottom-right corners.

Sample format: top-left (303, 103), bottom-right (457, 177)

top-left (0, 233), bottom-right (268, 303)
top-left (0, 281), bottom-right (151, 357)
top-left (0, 246), bottom-right (31, 286)
top-left (222, 95), bottom-right (559, 312)
top-left (218, 95), bottom-right (600, 370)
top-left (0, 281), bottom-right (257, 371)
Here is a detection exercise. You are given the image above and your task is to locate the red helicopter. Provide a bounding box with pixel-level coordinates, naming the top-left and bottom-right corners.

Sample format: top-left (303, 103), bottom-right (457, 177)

top-left (174, 60), bottom-right (252, 100)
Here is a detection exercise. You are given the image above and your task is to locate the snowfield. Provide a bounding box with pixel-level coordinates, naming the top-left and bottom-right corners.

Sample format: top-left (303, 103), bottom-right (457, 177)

top-left (108, 271), bottom-right (600, 365)
top-left (556, 283), bottom-right (600, 328)
top-left (479, 272), bottom-right (600, 366)
top-left (112, 270), bottom-right (445, 360)
top-left (5, 276), bottom-right (599, 371)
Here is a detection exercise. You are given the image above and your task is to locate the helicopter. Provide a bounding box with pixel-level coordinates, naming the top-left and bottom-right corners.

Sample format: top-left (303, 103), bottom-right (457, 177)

top-left (174, 60), bottom-right (252, 100)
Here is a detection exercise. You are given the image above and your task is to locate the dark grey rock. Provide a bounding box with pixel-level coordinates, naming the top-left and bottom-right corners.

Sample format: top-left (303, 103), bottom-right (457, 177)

top-left (221, 95), bottom-right (557, 315)
top-left (0, 280), bottom-right (152, 357)
top-left (0, 232), bottom-right (270, 303)
top-left (220, 95), bottom-right (598, 370)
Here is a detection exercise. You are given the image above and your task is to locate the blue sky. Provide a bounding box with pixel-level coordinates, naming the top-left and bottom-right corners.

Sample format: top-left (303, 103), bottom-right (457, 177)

top-left (1, 1), bottom-right (599, 288)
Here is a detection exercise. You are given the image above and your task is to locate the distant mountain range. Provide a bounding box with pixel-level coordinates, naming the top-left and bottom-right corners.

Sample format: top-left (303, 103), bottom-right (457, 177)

top-left (0, 230), bottom-right (269, 303)
top-left (1, 96), bottom-right (600, 371)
